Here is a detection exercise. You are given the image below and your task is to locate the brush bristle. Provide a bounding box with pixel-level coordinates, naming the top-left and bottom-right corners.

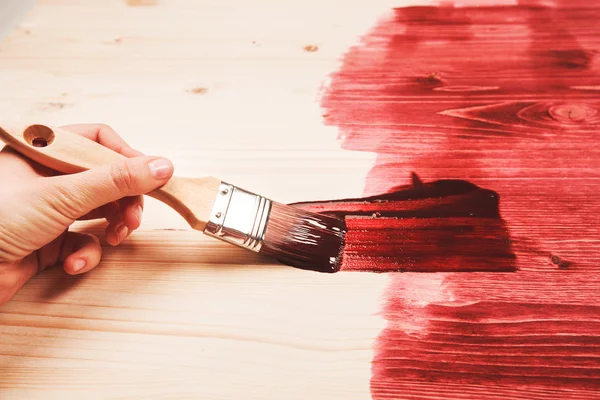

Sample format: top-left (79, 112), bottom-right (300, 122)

top-left (259, 202), bottom-right (346, 273)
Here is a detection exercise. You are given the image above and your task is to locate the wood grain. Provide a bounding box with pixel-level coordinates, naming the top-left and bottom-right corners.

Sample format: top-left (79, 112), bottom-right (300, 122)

top-left (1, 0), bottom-right (599, 399)
top-left (320, 1), bottom-right (600, 399)
top-left (0, 1), bottom-right (389, 399)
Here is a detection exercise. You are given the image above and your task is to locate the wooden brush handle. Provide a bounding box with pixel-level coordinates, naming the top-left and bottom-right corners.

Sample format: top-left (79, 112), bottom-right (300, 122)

top-left (0, 122), bottom-right (221, 231)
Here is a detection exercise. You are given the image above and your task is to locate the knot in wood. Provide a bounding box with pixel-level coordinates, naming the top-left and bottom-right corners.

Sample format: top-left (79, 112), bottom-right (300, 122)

top-left (548, 103), bottom-right (597, 125)
top-left (517, 101), bottom-right (599, 128)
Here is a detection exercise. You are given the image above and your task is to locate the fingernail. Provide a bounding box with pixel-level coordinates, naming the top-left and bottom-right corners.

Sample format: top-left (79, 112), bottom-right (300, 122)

top-left (73, 258), bottom-right (86, 272)
top-left (148, 158), bottom-right (173, 180)
top-left (134, 205), bottom-right (143, 225)
top-left (117, 223), bottom-right (128, 243)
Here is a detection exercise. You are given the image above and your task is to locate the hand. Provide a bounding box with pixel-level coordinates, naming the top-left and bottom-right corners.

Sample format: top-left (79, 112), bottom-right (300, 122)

top-left (0, 124), bottom-right (174, 305)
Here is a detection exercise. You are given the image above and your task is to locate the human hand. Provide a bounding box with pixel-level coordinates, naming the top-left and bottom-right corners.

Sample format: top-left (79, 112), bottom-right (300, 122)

top-left (0, 124), bottom-right (174, 305)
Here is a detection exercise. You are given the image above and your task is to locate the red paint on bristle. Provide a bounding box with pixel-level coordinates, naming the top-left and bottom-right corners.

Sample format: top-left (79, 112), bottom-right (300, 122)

top-left (315, 1), bottom-right (600, 398)
top-left (260, 202), bottom-right (345, 273)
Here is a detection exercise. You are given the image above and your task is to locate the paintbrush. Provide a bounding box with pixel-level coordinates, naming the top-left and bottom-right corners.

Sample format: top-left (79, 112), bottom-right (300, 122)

top-left (0, 123), bottom-right (346, 273)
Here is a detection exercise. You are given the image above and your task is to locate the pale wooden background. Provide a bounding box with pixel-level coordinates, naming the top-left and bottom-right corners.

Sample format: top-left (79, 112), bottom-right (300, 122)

top-left (0, 0), bottom-right (408, 398)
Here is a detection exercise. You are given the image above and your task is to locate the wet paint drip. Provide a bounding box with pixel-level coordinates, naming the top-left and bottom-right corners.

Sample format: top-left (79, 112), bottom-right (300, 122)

top-left (292, 173), bottom-right (516, 272)
top-left (318, 1), bottom-right (600, 398)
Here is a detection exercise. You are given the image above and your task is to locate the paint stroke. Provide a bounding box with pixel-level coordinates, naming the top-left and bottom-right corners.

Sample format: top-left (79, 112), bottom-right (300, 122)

top-left (292, 173), bottom-right (516, 272)
top-left (319, 0), bottom-right (600, 398)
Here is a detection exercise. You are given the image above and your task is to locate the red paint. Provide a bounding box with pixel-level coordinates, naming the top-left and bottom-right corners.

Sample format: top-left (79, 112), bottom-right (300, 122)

top-left (318, 0), bottom-right (600, 398)
top-left (293, 173), bottom-right (515, 272)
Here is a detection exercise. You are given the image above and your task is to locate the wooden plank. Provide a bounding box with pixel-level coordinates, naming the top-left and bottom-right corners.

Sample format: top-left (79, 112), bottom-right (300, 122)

top-left (320, 2), bottom-right (600, 399)
top-left (0, 0), bottom-right (599, 399)
top-left (0, 1), bottom-right (388, 399)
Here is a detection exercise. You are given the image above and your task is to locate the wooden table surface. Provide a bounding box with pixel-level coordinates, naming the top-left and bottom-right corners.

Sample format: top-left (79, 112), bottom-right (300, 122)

top-left (0, 0), bottom-right (598, 399)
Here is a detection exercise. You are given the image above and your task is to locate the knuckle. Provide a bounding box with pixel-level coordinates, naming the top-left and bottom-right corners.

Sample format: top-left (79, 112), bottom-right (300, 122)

top-left (97, 123), bottom-right (113, 131)
top-left (109, 162), bottom-right (139, 194)
top-left (45, 183), bottom-right (87, 222)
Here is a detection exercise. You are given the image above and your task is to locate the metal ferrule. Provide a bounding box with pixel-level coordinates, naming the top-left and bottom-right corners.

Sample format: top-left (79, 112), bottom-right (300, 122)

top-left (203, 182), bottom-right (272, 252)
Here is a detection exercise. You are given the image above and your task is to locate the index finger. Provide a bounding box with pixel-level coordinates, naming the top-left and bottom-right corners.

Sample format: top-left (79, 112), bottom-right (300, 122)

top-left (59, 123), bottom-right (144, 158)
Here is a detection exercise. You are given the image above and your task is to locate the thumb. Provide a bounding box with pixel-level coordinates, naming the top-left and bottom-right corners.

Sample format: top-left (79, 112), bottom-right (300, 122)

top-left (46, 156), bottom-right (174, 219)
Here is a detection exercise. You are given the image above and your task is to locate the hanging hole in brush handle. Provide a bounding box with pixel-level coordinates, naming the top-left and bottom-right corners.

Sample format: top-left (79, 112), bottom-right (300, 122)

top-left (0, 123), bottom-right (126, 172)
top-left (23, 124), bottom-right (55, 147)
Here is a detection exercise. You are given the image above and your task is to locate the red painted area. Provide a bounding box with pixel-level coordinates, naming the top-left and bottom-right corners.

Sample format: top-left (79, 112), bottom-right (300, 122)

top-left (318, 0), bottom-right (600, 398)
top-left (293, 174), bottom-right (515, 272)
